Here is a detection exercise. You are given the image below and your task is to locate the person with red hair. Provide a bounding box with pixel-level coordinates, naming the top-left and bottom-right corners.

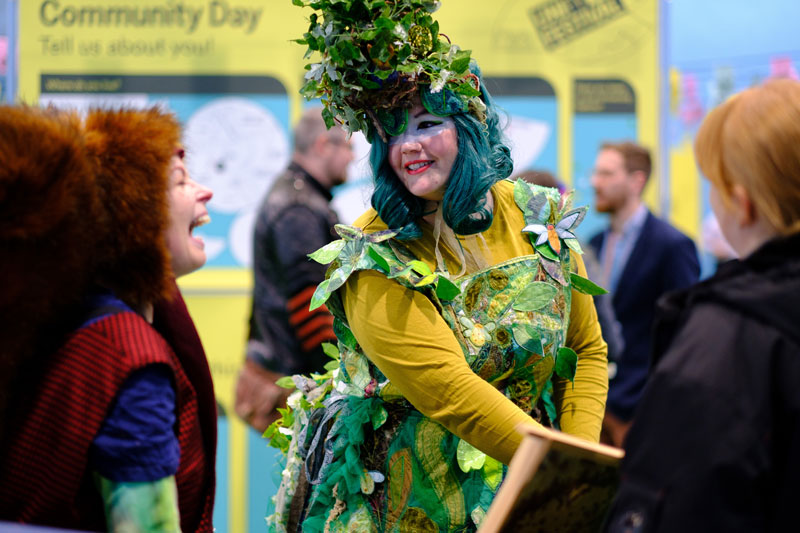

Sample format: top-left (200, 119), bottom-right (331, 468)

top-left (606, 79), bottom-right (800, 531)
top-left (0, 106), bottom-right (216, 531)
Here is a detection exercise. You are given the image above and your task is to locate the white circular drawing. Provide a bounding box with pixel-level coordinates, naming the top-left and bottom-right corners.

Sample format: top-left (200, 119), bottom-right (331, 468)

top-left (184, 97), bottom-right (289, 214)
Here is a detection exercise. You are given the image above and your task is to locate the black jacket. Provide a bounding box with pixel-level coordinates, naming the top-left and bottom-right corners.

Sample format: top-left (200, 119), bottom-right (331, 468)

top-left (248, 163), bottom-right (339, 375)
top-left (605, 232), bottom-right (800, 532)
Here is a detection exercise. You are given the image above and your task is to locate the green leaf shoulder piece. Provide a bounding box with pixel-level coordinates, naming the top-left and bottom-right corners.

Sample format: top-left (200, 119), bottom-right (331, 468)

top-left (518, 182), bottom-right (587, 260)
top-left (308, 239), bottom-right (346, 264)
top-left (308, 224), bottom-right (460, 312)
top-left (513, 180), bottom-right (606, 292)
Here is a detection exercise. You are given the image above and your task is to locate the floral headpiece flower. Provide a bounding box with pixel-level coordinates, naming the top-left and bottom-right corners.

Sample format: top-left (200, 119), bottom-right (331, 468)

top-left (293, 0), bottom-right (485, 141)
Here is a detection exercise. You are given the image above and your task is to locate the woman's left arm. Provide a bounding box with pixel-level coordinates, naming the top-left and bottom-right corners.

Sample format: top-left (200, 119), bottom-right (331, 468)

top-left (554, 252), bottom-right (609, 442)
top-left (96, 475), bottom-right (181, 532)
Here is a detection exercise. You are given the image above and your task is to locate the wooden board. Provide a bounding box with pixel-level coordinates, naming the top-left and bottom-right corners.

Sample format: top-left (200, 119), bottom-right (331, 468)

top-left (480, 425), bottom-right (624, 533)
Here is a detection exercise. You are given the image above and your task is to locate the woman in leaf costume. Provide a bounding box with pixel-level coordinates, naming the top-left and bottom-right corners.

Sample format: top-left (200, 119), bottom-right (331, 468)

top-left (268, 2), bottom-right (608, 531)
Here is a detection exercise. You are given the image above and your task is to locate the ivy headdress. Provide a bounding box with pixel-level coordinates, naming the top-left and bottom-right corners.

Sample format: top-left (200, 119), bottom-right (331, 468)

top-left (293, 0), bottom-right (487, 142)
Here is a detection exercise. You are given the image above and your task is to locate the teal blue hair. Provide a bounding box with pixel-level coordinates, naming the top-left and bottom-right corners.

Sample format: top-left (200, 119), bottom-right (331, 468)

top-left (369, 79), bottom-right (513, 240)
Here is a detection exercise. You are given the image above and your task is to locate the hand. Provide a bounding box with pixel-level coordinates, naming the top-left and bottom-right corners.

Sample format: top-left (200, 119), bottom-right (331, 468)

top-left (600, 411), bottom-right (632, 448)
top-left (234, 359), bottom-right (291, 433)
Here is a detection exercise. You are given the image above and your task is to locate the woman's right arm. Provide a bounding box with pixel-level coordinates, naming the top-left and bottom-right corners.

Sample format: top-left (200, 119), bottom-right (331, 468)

top-left (343, 269), bottom-right (540, 465)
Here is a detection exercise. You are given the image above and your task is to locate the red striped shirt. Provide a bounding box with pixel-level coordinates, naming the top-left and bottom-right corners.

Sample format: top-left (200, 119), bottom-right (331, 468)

top-left (0, 312), bottom-right (214, 531)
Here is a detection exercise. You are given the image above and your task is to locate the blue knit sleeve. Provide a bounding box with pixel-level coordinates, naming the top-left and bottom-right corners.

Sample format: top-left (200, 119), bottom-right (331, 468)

top-left (89, 365), bottom-right (180, 482)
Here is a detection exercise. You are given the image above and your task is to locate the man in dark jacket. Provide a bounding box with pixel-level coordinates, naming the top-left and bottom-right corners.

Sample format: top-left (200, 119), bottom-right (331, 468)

top-left (589, 141), bottom-right (699, 446)
top-left (235, 108), bottom-right (354, 431)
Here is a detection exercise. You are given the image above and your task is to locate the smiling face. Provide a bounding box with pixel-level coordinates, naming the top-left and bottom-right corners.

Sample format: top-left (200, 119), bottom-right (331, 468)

top-left (388, 103), bottom-right (458, 202)
top-left (165, 151), bottom-right (214, 277)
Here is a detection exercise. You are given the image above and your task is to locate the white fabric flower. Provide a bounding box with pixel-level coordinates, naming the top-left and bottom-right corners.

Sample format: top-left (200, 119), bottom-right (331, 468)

top-left (431, 69), bottom-right (452, 93)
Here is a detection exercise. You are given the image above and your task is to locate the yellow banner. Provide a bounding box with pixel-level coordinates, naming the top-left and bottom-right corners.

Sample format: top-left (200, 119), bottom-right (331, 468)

top-left (18, 2), bottom-right (659, 531)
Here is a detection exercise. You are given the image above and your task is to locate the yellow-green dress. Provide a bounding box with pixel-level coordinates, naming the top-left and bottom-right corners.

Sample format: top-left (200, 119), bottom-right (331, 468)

top-left (267, 180), bottom-right (608, 532)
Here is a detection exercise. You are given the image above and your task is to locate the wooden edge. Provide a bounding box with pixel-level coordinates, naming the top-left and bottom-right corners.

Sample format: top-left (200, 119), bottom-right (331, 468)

top-left (479, 425), bottom-right (624, 532)
top-left (518, 423), bottom-right (625, 464)
top-left (478, 436), bottom-right (552, 533)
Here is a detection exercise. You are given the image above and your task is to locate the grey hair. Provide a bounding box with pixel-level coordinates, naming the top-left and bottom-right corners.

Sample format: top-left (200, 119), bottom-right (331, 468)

top-left (293, 107), bottom-right (335, 154)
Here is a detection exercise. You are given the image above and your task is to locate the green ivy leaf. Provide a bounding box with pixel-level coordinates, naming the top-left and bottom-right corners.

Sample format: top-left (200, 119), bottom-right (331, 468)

top-left (513, 179), bottom-right (533, 211)
top-left (534, 242), bottom-right (559, 261)
top-left (324, 359), bottom-right (339, 372)
top-left (435, 275), bottom-right (461, 301)
top-left (361, 77), bottom-right (381, 89)
top-left (275, 376), bottom-right (296, 389)
top-left (309, 279), bottom-right (332, 310)
top-left (564, 238), bottom-right (583, 254)
top-left (334, 318), bottom-right (359, 351)
top-left (308, 239), bottom-right (346, 264)
top-left (482, 456), bottom-right (503, 491)
top-left (371, 405), bottom-right (388, 429)
top-left (334, 224), bottom-right (363, 240)
top-left (408, 260), bottom-right (433, 276)
top-left (374, 16), bottom-right (395, 30)
top-left (450, 50), bottom-right (471, 73)
top-left (453, 82), bottom-right (481, 97)
top-left (513, 282), bottom-right (557, 312)
top-left (278, 407), bottom-right (294, 427)
top-left (321, 341), bottom-right (340, 359)
top-left (267, 431), bottom-right (290, 452)
top-left (321, 106), bottom-right (335, 128)
top-left (569, 272), bottom-right (608, 295)
top-left (415, 273), bottom-right (437, 287)
top-left (372, 67), bottom-right (393, 80)
top-left (512, 323), bottom-right (543, 354)
top-left (457, 439), bottom-right (487, 472)
top-left (368, 245), bottom-right (391, 272)
top-left (555, 346), bottom-right (578, 382)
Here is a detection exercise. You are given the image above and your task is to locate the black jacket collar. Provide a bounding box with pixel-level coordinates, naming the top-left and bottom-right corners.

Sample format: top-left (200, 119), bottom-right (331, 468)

top-left (654, 232), bottom-right (800, 365)
top-left (288, 162), bottom-right (333, 202)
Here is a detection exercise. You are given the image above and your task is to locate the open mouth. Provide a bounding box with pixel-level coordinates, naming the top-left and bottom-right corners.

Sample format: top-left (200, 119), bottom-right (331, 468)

top-left (189, 214), bottom-right (210, 248)
top-left (405, 160), bottom-right (433, 174)
top-left (190, 213), bottom-right (211, 235)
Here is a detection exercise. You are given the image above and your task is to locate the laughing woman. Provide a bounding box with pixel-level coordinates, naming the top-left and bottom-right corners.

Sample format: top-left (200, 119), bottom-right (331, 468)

top-left (267, 3), bottom-right (608, 531)
top-left (0, 107), bottom-right (216, 531)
